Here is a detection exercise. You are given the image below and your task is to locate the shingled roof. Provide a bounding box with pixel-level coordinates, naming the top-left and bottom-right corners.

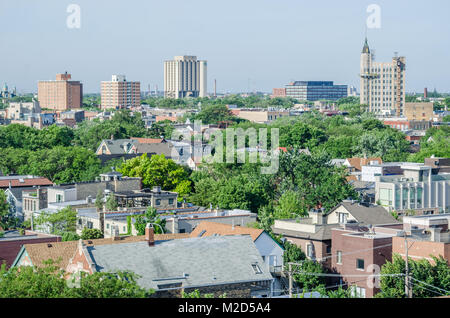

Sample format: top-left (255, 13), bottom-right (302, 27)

top-left (330, 201), bottom-right (400, 226)
top-left (190, 221), bottom-right (264, 241)
top-left (86, 235), bottom-right (273, 291)
top-left (14, 233), bottom-right (189, 270)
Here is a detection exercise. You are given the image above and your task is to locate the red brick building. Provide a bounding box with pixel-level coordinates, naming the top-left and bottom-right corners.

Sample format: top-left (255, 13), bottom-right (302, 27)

top-left (392, 214), bottom-right (450, 264)
top-left (0, 230), bottom-right (61, 268)
top-left (331, 223), bottom-right (403, 298)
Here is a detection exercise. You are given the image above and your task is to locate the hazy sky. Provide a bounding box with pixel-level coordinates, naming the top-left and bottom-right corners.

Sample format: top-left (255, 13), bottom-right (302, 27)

top-left (1, 0), bottom-right (449, 94)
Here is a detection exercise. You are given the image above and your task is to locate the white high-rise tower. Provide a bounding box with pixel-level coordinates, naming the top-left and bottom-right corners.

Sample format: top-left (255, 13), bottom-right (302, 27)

top-left (359, 38), bottom-right (406, 116)
top-left (164, 56), bottom-right (207, 98)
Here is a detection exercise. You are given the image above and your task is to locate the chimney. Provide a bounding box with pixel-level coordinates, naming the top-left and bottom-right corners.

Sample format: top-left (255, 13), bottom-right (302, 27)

top-left (310, 209), bottom-right (324, 225)
top-left (145, 223), bottom-right (155, 246)
top-left (112, 226), bottom-right (120, 241)
top-left (430, 227), bottom-right (441, 242)
top-left (152, 186), bottom-right (161, 193)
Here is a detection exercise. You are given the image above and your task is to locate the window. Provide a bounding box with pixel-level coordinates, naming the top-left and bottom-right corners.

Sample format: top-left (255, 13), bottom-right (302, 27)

top-left (356, 259), bottom-right (364, 270)
top-left (169, 198), bottom-right (174, 205)
top-left (179, 229), bottom-right (186, 233)
top-left (106, 224), bottom-right (110, 229)
top-left (337, 251), bottom-right (342, 264)
top-left (252, 264), bottom-right (262, 274)
top-left (56, 194), bottom-right (63, 203)
top-left (338, 213), bottom-right (347, 224)
top-left (350, 286), bottom-right (366, 298)
top-left (326, 245), bottom-right (331, 254)
top-left (269, 255), bottom-right (277, 266)
top-left (155, 199), bottom-right (161, 206)
top-left (306, 244), bottom-right (314, 258)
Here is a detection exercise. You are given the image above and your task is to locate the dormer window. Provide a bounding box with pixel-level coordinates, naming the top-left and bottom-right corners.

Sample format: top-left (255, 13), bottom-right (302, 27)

top-left (252, 264), bottom-right (262, 274)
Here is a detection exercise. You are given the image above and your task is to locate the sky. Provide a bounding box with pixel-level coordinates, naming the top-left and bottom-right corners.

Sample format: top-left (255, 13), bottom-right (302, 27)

top-left (0, 0), bottom-right (449, 94)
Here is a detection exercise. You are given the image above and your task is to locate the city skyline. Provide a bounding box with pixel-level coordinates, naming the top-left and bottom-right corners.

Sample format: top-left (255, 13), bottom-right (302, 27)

top-left (1, 0), bottom-right (449, 94)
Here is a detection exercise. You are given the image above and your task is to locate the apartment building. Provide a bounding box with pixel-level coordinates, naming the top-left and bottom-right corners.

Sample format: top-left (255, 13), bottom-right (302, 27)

top-left (38, 72), bottom-right (83, 111)
top-left (360, 38), bottom-right (406, 116)
top-left (404, 102), bottom-right (434, 122)
top-left (375, 164), bottom-right (450, 215)
top-left (164, 56), bottom-right (207, 98)
top-left (101, 75), bottom-right (140, 109)
top-left (6, 100), bottom-right (40, 120)
top-left (231, 108), bottom-right (290, 124)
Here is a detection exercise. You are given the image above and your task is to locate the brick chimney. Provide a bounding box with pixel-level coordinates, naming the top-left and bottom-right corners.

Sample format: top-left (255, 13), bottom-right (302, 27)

top-left (112, 226), bottom-right (120, 241)
top-left (145, 223), bottom-right (155, 246)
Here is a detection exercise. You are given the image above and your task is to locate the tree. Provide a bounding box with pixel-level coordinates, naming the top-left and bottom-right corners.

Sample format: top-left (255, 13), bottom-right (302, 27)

top-left (282, 240), bottom-right (306, 265)
top-left (258, 204), bottom-right (275, 234)
top-left (181, 289), bottom-right (214, 298)
top-left (34, 207), bottom-right (77, 234)
top-left (81, 228), bottom-right (104, 240)
top-left (134, 207), bottom-right (166, 235)
top-left (95, 190), bottom-right (104, 211)
top-left (105, 194), bottom-right (118, 211)
top-left (276, 150), bottom-right (356, 213)
top-left (377, 254), bottom-right (450, 298)
top-left (0, 190), bottom-right (12, 231)
top-left (274, 190), bottom-right (306, 219)
top-left (191, 104), bottom-right (241, 125)
top-left (119, 153), bottom-right (191, 191)
top-left (0, 262), bottom-right (152, 298)
top-left (61, 232), bottom-right (81, 242)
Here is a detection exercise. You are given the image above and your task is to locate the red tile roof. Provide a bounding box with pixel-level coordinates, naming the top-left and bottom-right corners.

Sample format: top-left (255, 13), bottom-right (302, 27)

top-left (190, 221), bottom-right (264, 241)
top-left (0, 177), bottom-right (53, 188)
top-left (131, 137), bottom-right (165, 144)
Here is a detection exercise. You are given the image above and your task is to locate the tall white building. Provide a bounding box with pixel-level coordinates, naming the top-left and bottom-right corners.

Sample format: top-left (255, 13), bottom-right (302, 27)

top-left (360, 38), bottom-right (406, 116)
top-left (164, 56), bottom-right (207, 98)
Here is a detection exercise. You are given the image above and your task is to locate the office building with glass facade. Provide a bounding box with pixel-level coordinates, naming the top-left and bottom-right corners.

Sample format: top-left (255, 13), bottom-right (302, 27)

top-left (284, 81), bottom-right (347, 101)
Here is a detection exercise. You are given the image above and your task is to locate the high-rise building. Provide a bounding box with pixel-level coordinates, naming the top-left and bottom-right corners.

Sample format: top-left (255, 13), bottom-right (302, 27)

top-left (164, 56), bottom-right (207, 98)
top-left (38, 72), bottom-right (82, 111)
top-left (360, 38), bottom-right (406, 116)
top-left (101, 75), bottom-right (140, 109)
top-left (282, 81), bottom-right (347, 101)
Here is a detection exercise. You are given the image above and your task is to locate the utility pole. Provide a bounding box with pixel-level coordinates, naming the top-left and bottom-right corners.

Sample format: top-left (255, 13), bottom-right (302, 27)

top-left (404, 233), bottom-right (412, 298)
top-left (288, 263), bottom-right (293, 298)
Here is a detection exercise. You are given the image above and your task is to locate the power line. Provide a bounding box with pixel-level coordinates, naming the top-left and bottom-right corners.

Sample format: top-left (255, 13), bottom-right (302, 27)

top-left (412, 283), bottom-right (448, 297)
top-left (288, 270), bottom-right (405, 278)
top-left (409, 277), bottom-right (450, 295)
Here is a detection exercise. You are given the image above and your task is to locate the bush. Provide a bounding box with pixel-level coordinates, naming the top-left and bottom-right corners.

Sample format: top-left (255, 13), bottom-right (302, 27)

top-left (81, 228), bottom-right (104, 240)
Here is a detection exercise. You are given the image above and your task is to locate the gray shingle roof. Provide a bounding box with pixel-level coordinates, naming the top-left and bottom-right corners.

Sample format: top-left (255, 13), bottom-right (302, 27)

top-left (272, 223), bottom-right (337, 241)
top-left (334, 201), bottom-right (400, 226)
top-left (133, 143), bottom-right (177, 158)
top-left (86, 235), bottom-right (272, 291)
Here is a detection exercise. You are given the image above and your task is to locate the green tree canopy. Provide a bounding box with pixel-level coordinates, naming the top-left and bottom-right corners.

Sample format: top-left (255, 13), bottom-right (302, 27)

top-left (119, 153), bottom-right (191, 191)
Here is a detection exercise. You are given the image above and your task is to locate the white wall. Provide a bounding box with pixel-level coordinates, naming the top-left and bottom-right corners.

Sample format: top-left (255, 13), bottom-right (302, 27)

top-left (254, 232), bottom-right (284, 268)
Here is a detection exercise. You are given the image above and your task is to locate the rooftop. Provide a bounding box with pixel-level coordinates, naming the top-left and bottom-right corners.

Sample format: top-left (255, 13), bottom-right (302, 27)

top-left (190, 221), bottom-right (264, 241)
top-left (86, 235), bottom-right (272, 291)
